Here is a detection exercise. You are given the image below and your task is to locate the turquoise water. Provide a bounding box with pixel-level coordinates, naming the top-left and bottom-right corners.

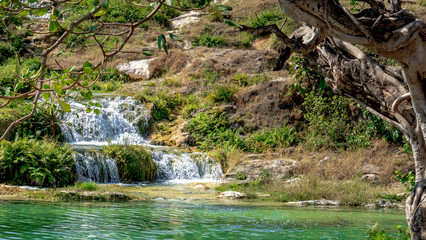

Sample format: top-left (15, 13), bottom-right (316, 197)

top-left (0, 201), bottom-right (405, 239)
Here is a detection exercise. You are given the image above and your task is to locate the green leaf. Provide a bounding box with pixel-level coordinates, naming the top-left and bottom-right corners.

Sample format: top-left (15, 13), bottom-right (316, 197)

top-left (86, 108), bottom-right (93, 113)
top-left (41, 93), bottom-right (50, 101)
top-left (81, 90), bottom-right (93, 100)
top-left (142, 51), bottom-right (153, 56)
top-left (157, 34), bottom-right (166, 50)
top-left (14, 81), bottom-right (24, 93)
top-left (169, 33), bottom-right (183, 42)
top-left (56, 49), bottom-right (64, 57)
top-left (18, 10), bottom-right (28, 17)
top-left (94, 9), bottom-right (107, 17)
top-left (42, 84), bottom-right (50, 89)
top-left (54, 84), bottom-right (64, 95)
top-left (58, 100), bottom-right (71, 112)
top-left (88, 24), bottom-right (98, 32)
top-left (94, 103), bottom-right (102, 108)
top-left (83, 61), bottom-right (93, 74)
top-left (224, 19), bottom-right (242, 28)
top-left (34, 9), bottom-right (48, 16)
top-left (48, 21), bottom-right (59, 32)
top-left (94, 109), bottom-right (100, 115)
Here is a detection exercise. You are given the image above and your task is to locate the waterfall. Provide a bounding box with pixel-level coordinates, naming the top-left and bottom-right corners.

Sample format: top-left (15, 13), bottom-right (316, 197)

top-left (74, 151), bottom-right (120, 183)
top-left (60, 96), bottom-right (222, 183)
top-left (62, 96), bottom-right (150, 146)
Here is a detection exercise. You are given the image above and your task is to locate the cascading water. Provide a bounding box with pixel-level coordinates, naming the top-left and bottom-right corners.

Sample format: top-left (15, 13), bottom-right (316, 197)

top-left (74, 151), bottom-right (120, 183)
top-left (60, 96), bottom-right (222, 183)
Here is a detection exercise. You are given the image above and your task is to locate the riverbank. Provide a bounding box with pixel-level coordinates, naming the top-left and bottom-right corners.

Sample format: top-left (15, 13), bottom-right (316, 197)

top-left (0, 180), bottom-right (406, 210)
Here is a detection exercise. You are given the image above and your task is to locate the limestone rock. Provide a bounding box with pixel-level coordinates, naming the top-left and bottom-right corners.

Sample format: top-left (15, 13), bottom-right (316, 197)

top-left (0, 186), bottom-right (23, 195)
top-left (170, 11), bottom-right (202, 29)
top-left (219, 191), bottom-right (246, 199)
top-left (361, 174), bottom-right (379, 184)
top-left (194, 184), bottom-right (209, 191)
top-left (364, 199), bottom-right (405, 209)
top-left (286, 199), bottom-right (341, 206)
top-left (116, 58), bottom-right (155, 79)
top-left (256, 193), bottom-right (271, 197)
top-left (222, 159), bottom-right (299, 184)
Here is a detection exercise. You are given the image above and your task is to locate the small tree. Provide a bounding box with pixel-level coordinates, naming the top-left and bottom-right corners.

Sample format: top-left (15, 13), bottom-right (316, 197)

top-left (0, 0), bottom-right (215, 140)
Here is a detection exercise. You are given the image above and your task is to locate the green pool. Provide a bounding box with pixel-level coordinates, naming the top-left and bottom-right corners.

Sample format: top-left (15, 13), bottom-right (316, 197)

top-left (0, 200), bottom-right (406, 239)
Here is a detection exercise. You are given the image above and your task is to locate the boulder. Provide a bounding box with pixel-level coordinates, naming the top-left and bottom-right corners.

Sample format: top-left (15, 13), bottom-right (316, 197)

top-left (116, 58), bottom-right (155, 79)
top-left (219, 191), bottom-right (246, 199)
top-left (364, 199), bottom-right (405, 209)
top-left (361, 174), bottom-right (379, 184)
top-left (194, 184), bottom-right (209, 191)
top-left (222, 159), bottom-right (299, 184)
top-left (170, 11), bottom-right (202, 30)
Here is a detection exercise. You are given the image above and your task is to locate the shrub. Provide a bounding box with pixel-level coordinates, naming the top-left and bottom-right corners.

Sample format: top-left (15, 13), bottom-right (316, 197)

top-left (0, 139), bottom-right (76, 187)
top-left (150, 91), bottom-right (184, 121)
top-left (103, 145), bottom-right (156, 182)
top-left (245, 125), bottom-right (297, 153)
top-left (209, 85), bottom-right (238, 103)
top-left (366, 224), bottom-right (410, 240)
top-left (232, 73), bottom-right (269, 87)
top-left (76, 181), bottom-right (98, 191)
top-left (303, 90), bottom-right (368, 149)
top-left (249, 10), bottom-right (287, 28)
top-left (186, 109), bottom-right (245, 151)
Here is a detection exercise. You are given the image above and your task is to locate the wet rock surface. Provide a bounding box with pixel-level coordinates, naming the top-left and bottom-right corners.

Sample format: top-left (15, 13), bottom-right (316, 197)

top-left (56, 190), bottom-right (133, 201)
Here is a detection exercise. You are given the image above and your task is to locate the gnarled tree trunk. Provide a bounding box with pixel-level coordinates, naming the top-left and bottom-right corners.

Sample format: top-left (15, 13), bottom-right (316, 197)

top-left (248, 0), bottom-right (425, 238)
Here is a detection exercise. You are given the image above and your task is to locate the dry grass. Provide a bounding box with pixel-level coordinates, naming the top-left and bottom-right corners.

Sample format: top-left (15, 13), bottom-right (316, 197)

top-left (148, 49), bottom-right (188, 78)
top-left (286, 140), bottom-right (413, 184)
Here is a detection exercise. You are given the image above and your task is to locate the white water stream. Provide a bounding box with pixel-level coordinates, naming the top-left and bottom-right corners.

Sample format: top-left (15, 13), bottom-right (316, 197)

top-left (60, 96), bottom-right (222, 183)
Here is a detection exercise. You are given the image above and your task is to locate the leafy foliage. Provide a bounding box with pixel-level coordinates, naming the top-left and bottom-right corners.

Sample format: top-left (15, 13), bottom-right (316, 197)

top-left (393, 171), bottom-right (415, 193)
top-left (186, 109), bottom-right (244, 151)
top-left (245, 125), bottom-right (297, 153)
top-left (0, 139), bottom-right (75, 187)
top-left (366, 224), bottom-right (410, 240)
top-left (76, 181), bottom-right (98, 191)
top-left (103, 145), bottom-right (156, 182)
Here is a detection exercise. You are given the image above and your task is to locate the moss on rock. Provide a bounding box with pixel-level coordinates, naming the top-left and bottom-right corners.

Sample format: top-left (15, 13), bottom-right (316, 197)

top-left (103, 145), bottom-right (156, 182)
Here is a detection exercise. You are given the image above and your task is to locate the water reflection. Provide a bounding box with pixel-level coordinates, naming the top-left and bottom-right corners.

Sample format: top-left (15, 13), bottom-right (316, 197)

top-left (0, 201), bottom-right (405, 239)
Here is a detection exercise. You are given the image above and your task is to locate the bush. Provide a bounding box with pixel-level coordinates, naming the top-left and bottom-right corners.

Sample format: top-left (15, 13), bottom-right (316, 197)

top-left (246, 125), bottom-right (297, 153)
top-left (209, 85), bottom-right (238, 103)
top-left (232, 73), bottom-right (269, 87)
top-left (249, 10), bottom-right (287, 28)
top-left (366, 224), bottom-right (410, 240)
top-left (76, 181), bottom-right (98, 191)
top-left (103, 145), bottom-right (156, 182)
top-left (186, 109), bottom-right (245, 151)
top-left (150, 91), bottom-right (184, 121)
top-left (0, 139), bottom-right (76, 187)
